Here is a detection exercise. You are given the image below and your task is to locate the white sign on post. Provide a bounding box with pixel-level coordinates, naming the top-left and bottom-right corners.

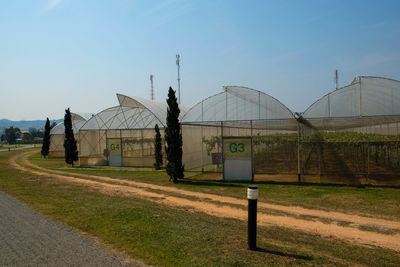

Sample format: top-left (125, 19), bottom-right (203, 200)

top-left (223, 137), bottom-right (253, 181)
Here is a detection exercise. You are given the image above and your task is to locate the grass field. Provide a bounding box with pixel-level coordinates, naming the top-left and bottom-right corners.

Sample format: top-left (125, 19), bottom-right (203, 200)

top-left (1, 149), bottom-right (400, 266)
top-left (28, 152), bottom-right (400, 221)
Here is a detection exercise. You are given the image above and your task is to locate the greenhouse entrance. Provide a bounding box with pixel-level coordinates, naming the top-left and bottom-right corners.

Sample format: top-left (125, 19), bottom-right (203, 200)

top-left (78, 94), bottom-right (189, 168)
top-left (107, 138), bottom-right (122, 166)
top-left (181, 86), bottom-right (299, 182)
top-left (223, 137), bottom-right (253, 182)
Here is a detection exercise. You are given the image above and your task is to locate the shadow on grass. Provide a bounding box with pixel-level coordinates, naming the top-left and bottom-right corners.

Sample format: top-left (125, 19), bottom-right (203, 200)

top-left (255, 247), bottom-right (313, 261)
top-left (180, 179), bottom-right (244, 188)
top-left (180, 178), bottom-right (361, 189)
top-left (180, 178), bottom-right (359, 189)
top-left (252, 180), bottom-right (400, 189)
top-left (184, 177), bottom-right (400, 190)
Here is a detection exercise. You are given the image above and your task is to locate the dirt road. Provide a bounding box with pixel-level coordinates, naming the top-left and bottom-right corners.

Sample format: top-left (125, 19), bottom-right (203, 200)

top-left (11, 151), bottom-right (400, 252)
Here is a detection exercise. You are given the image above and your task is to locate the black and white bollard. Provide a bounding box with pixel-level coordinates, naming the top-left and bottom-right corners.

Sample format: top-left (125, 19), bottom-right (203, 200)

top-left (247, 185), bottom-right (258, 250)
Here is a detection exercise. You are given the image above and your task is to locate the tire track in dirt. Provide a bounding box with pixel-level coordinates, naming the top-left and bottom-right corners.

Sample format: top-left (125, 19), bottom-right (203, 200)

top-left (21, 153), bottom-right (400, 231)
top-left (11, 152), bottom-right (400, 252)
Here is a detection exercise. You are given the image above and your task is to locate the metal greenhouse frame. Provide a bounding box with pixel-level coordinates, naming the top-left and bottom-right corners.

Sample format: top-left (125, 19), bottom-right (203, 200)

top-left (73, 76), bottom-right (400, 186)
top-left (79, 94), bottom-right (189, 167)
top-left (299, 76), bottom-right (400, 186)
top-left (181, 86), bottom-right (299, 182)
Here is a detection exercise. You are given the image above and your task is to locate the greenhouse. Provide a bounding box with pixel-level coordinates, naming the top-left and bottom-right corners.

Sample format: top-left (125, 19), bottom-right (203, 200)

top-left (300, 76), bottom-right (400, 185)
top-left (181, 86), bottom-right (298, 182)
top-left (49, 113), bottom-right (91, 158)
top-left (79, 93), bottom-right (189, 167)
top-left (72, 77), bottom-right (399, 186)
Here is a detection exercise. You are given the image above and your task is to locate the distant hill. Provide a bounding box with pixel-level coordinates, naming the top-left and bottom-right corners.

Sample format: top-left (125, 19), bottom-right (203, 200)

top-left (0, 119), bottom-right (63, 130)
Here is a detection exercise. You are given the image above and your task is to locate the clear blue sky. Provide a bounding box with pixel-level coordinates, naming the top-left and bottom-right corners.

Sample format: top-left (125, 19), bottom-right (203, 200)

top-left (1, 0), bottom-right (400, 120)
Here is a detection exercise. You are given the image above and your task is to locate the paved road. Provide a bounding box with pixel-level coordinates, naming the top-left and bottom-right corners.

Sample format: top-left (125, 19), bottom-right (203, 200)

top-left (0, 145), bottom-right (35, 152)
top-left (0, 190), bottom-right (132, 266)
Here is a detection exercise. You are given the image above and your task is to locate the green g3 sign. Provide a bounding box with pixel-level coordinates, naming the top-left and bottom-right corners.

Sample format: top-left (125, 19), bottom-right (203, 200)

top-left (229, 142), bottom-right (245, 153)
top-left (223, 138), bottom-right (251, 159)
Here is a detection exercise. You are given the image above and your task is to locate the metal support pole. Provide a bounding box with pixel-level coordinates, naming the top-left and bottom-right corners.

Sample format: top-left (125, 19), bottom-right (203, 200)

top-left (140, 129), bottom-right (144, 167)
top-left (225, 91), bottom-right (228, 121)
top-left (247, 185), bottom-right (258, 250)
top-left (176, 54), bottom-right (181, 104)
top-left (367, 141), bottom-right (370, 178)
top-left (297, 122), bottom-right (301, 183)
top-left (79, 131), bottom-right (81, 166)
top-left (221, 122), bottom-right (224, 180)
top-left (250, 121), bottom-right (254, 182)
top-left (359, 80), bottom-right (362, 116)
top-left (201, 126), bottom-right (204, 172)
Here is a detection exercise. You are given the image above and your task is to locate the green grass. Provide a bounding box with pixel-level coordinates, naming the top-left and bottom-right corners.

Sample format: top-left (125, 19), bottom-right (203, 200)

top-left (30, 152), bottom-right (400, 221)
top-left (2, 149), bottom-right (400, 266)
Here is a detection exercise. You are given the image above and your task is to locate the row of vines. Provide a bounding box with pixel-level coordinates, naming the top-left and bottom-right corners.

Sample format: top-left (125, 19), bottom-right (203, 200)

top-left (202, 131), bottom-right (400, 184)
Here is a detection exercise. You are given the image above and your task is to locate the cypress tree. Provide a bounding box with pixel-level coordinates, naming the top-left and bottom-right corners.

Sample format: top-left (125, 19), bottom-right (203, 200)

top-left (154, 124), bottom-right (163, 170)
top-left (41, 118), bottom-right (51, 158)
top-left (165, 87), bottom-right (184, 183)
top-left (64, 108), bottom-right (78, 166)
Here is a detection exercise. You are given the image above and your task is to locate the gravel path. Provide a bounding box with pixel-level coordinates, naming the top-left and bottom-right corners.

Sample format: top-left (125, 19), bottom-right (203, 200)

top-left (0, 190), bottom-right (132, 266)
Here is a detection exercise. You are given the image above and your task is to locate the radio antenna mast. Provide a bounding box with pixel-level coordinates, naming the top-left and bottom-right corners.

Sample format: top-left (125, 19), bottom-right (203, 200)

top-left (176, 54), bottom-right (181, 104)
top-left (335, 69), bottom-right (339, 90)
top-left (150, 74), bottom-right (154, 100)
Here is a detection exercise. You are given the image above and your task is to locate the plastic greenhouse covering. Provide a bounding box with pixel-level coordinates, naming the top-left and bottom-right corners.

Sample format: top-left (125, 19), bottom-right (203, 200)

top-left (67, 77), bottom-right (400, 186)
top-left (79, 94), bottom-right (189, 167)
top-left (299, 77), bottom-right (400, 185)
top-left (49, 113), bottom-right (91, 157)
top-left (181, 86), bottom-right (299, 175)
top-left (183, 86), bottom-right (297, 128)
top-left (303, 76), bottom-right (400, 130)
top-left (179, 81), bottom-right (400, 186)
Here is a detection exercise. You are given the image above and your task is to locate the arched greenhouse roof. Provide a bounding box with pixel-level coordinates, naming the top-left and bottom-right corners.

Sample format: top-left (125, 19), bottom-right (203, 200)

top-left (80, 94), bottom-right (190, 130)
top-left (182, 86), bottom-right (296, 123)
top-left (50, 112), bottom-right (90, 135)
top-left (302, 76), bottom-right (400, 130)
top-left (71, 113), bottom-right (93, 121)
top-left (304, 76), bottom-right (400, 118)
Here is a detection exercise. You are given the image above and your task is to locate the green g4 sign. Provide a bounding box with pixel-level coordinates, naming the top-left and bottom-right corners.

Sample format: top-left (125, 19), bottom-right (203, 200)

top-left (110, 143), bottom-right (120, 151)
top-left (223, 138), bottom-right (251, 159)
top-left (108, 139), bottom-right (121, 155)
